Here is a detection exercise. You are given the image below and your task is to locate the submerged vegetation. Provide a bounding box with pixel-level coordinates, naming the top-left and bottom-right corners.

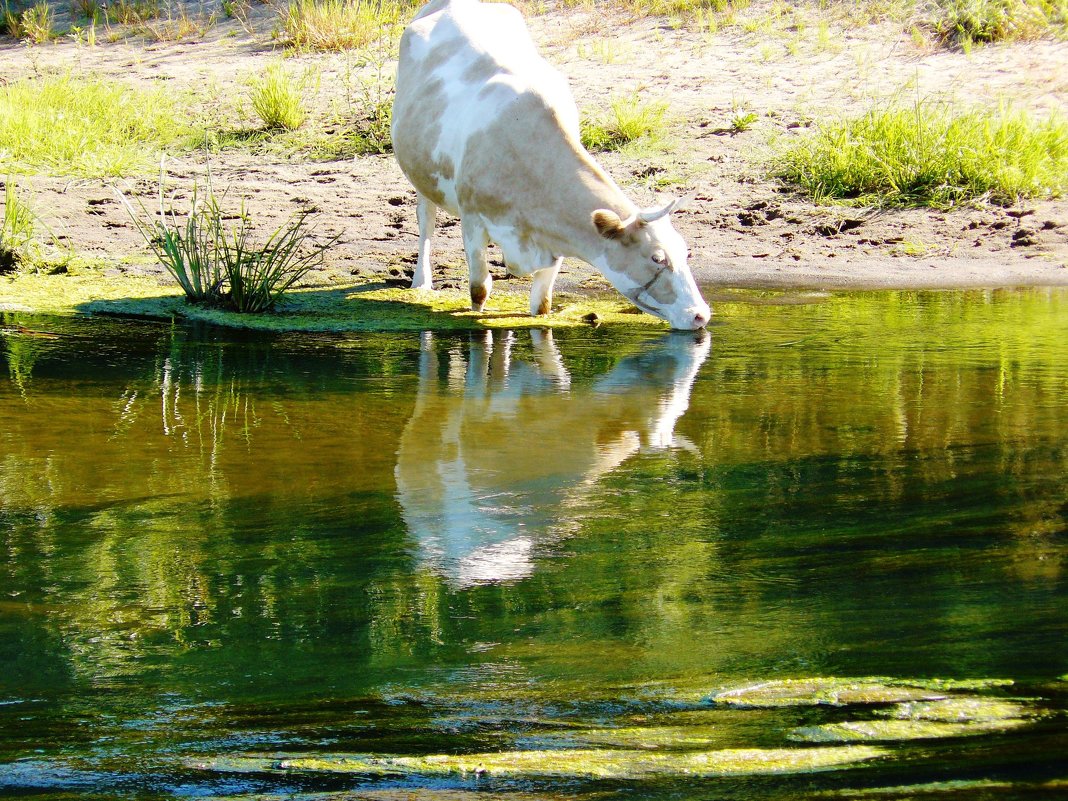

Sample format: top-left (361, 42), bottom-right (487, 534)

top-left (180, 674), bottom-right (1047, 785)
top-left (774, 100), bottom-right (1068, 207)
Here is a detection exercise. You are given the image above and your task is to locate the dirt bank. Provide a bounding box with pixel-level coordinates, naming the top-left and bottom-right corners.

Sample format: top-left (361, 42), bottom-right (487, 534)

top-left (1, 0), bottom-right (1066, 303)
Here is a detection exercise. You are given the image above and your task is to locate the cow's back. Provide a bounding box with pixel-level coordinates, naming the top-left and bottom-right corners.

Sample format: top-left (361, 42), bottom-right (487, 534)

top-left (392, 0), bottom-right (577, 215)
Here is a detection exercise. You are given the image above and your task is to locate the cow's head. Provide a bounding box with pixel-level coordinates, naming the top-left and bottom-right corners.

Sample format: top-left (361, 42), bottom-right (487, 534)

top-left (592, 198), bottom-right (711, 330)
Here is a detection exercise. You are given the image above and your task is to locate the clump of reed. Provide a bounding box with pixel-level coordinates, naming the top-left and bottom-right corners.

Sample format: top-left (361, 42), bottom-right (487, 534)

top-left (0, 181), bottom-right (35, 274)
top-left (3, 0), bottom-right (56, 41)
top-left (120, 168), bottom-right (337, 312)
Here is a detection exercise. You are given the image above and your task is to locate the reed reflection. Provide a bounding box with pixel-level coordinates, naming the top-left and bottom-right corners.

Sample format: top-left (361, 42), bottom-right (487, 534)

top-left (395, 329), bottom-right (711, 588)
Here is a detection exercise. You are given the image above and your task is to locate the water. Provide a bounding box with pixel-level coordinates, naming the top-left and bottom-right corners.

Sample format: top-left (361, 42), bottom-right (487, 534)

top-left (1, 289), bottom-right (1066, 800)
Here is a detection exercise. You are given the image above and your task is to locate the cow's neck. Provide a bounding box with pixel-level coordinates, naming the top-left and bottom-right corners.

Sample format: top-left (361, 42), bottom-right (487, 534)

top-left (532, 142), bottom-right (637, 265)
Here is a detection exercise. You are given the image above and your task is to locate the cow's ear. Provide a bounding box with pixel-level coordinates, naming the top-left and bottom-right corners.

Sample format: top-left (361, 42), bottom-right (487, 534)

top-left (593, 209), bottom-right (628, 240)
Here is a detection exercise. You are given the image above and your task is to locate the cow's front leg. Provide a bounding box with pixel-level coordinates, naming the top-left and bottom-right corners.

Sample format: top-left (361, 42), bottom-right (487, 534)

top-left (530, 257), bottom-right (562, 316)
top-left (462, 217), bottom-right (492, 312)
top-left (411, 193), bottom-right (437, 290)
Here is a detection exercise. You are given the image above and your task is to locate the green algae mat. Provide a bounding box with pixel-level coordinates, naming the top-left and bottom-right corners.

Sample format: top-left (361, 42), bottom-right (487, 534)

top-left (0, 271), bottom-right (665, 331)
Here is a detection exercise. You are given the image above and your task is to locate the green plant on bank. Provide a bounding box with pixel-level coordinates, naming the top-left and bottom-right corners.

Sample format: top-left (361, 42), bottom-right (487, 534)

top-left (604, 0), bottom-right (748, 17)
top-left (279, 0), bottom-right (415, 51)
top-left (731, 110), bottom-right (759, 132)
top-left (71, 0), bottom-right (102, 22)
top-left (286, 45), bottom-right (395, 159)
top-left (250, 62), bottom-right (307, 131)
top-left (24, 0), bottom-right (55, 40)
top-left (120, 169), bottom-right (338, 313)
top-left (774, 99), bottom-right (1068, 207)
top-left (581, 94), bottom-right (671, 152)
top-left (1, 0), bottom-right (17, 34)
top-left (926, 0), bottom-right (1068, 45)
top-left (104, 0), bottom-right (162, 24)
top-left (137, 6), bottom-right (217, 41)
top-left (1, 181), bottom-right (35, 273)
top-left (0, 74), bottom-right (193, 177)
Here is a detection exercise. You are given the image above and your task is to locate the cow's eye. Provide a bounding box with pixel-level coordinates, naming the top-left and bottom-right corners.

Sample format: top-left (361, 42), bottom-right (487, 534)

top-left (652, 251), bottom-right (668, 266)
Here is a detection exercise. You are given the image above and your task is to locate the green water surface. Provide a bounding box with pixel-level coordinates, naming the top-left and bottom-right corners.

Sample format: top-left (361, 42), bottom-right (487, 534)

top-left (1, 289), bottom-right (1066, 800)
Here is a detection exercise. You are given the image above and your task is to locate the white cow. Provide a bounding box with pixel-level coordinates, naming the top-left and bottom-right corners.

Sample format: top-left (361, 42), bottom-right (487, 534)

top-left (391, 0), bottom-right (712, 331)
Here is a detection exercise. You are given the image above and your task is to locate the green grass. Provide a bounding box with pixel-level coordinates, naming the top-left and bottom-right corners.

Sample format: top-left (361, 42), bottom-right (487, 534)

top-left (774, 100), bottom-right (1068, 207)
top-left (0, 74), bottom-right (194, 177)
top-left (104, 0), bottom-right (162, 24)
top-left (926, 0), bottom-right (1068, 45)
top-left (581, 95), bottom-right (671, 152)
top-left (250, 62), bottom-right (307, 131)
top-left (121, 174), bottom-right (337, 313)
top-left (278, 0), bottom-right (414, 51)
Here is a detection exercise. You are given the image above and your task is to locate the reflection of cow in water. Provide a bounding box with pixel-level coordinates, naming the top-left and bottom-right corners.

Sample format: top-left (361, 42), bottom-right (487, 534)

top-left (395, 330), bottom-right (711, 588)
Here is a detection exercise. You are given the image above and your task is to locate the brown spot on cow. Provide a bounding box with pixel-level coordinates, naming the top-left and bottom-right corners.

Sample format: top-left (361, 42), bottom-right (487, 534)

top-left (536, 297), bottom-right (551, 316)
top-left (422, 34), bottom-right (467, 72)
top-left (392, 74), bottom-right (454, 208)
top-left (462, 56), bottom-right (499, 86)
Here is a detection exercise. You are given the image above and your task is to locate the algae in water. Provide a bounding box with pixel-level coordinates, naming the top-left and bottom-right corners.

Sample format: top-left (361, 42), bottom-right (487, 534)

top-left (202, 745), bottom-right (886, 780)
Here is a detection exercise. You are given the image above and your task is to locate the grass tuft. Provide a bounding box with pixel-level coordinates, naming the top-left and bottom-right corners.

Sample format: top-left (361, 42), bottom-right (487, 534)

top-left (15, 0), bottom-right (56, 41)
top-left (624, 0), bottom-right (748, 17)
top-left (278, 0), bottom-right (414, 51)
top-left (925, 0), bottom-right (1068, 46)
top-left (136, 6), bottom-right (216, 41)
top-left (1, 181), bottom-right (35, 274)
top-left (581, 95), bottom-right (671, 152)
top-left (250, 62), bottom-right (307, 131)
top-left (0, 74), bottom-right (193, 177)
top-left (774, 99), bottom-right (1068, 207)
top-left (105, 0), bottom-right (162, 24)
top-left (120, 169), bottom-right (338, 313)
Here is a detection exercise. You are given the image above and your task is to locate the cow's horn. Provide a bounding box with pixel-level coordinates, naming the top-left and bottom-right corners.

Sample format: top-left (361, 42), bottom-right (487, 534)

top-left (638, 196), bottom-right (690, 223)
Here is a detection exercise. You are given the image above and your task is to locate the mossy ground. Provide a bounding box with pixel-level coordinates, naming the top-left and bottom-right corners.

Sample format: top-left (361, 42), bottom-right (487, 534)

top-left (0, 269), bottom-right (667, 332)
